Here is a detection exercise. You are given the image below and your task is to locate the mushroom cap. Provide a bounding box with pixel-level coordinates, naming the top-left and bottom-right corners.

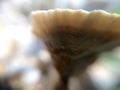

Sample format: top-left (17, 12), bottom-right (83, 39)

top-left (31, 9), bottom-right (120, 77)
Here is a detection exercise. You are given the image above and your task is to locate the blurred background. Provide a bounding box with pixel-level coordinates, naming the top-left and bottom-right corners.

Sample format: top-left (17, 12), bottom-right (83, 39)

top-left (0, 0), bottom-right (120, 90)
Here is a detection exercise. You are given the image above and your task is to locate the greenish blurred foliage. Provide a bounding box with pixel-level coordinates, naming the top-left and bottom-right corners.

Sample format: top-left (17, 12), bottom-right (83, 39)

top-left (114, 7), bottom-right (120, 14)
top-left (101, 52), bottom-right (120, 70)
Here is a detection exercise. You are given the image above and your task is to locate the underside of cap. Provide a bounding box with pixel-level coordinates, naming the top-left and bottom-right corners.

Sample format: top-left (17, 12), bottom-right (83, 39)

top-left (31, 9), bottom-right (120, 77)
